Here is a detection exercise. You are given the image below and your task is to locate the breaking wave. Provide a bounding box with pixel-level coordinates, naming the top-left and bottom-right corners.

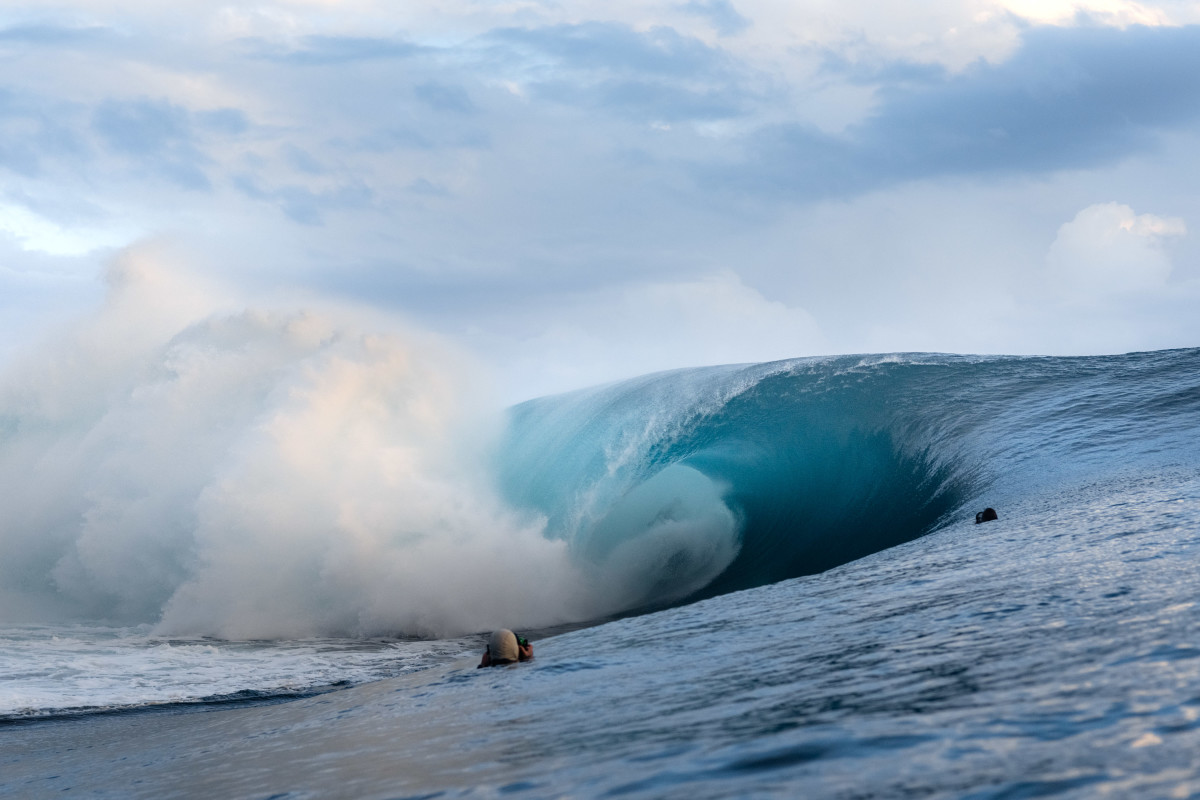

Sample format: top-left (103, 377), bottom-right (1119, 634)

top-left (2, 250), bottom-right (1198, 638)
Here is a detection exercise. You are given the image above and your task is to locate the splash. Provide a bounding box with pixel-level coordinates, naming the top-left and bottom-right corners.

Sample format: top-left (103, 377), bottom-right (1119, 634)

top-left (0, 246), bottom-right (595, 638)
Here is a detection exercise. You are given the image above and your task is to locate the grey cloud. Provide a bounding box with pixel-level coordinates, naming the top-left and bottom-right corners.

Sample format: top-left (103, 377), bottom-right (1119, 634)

top-left (0, 23), bottom-right (115, 46)
top-left (407, 178), bottom-right (448, 196)
top-left (92, 99), bottom-right (211, 190)
top-left (91, 99), bottom-right (252, 191)
top-left (93, 99), bottom-right (193, 156)
top-left (487, 22), bottom-right (736, 79)
top-left (159, 161), bottom-right (213, 191)
top-left (484, 22), bottom-right (754, 122)
top-left (0, 139), bottom-right (42, 178)
top-left (284, 145), bottom-right (326, 175)
top-left (232, 173), bottom-right (269, 201)
top-left (233, 172), bottom-right (372, 226)
top-left (721, 24), bottom-right (1200, 200)
top-left (196, 108), bottom-right (250, 136)
top-left (816, 49), bottom-right (948, 87)
top-left (862, 24), bottom-right (1200, 176)
top-left (0, 89), bottom-right (89, 177)
top-left (678, 1), bottom-right (751, 37)
top-left (348, 128), bottom-right (435, 152)
top-left (414, 82), bottom-right (475, 114)
top-left (342, 125), bottom-right (489, 154)
top-left (277, 187), bottom-right (325, 225)
top-left (532, 78), bottom-right (742, 121)
top-left (249, 35), bottom-right (422, 65)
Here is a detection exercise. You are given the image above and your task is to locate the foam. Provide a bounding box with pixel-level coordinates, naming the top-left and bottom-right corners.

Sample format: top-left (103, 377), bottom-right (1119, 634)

top-left (0, 248), bottom-right (595, 638)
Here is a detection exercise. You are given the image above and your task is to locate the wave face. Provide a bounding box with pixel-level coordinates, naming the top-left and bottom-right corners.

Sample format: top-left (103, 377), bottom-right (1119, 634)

top-left (499, 349), bottom-right (1200, 610)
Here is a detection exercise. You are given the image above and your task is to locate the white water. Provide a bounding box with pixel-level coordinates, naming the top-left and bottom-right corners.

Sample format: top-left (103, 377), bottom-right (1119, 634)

top-left (0, 247), bottom-right (610, 640)
top-left (0, 624), bottom-right (479, 718)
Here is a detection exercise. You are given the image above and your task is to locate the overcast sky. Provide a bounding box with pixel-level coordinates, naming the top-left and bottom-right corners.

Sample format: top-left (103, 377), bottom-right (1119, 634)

top-left (2, 0), bottom-right (1198, 400)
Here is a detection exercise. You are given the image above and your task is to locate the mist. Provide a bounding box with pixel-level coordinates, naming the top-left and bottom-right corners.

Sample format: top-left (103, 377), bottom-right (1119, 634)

top-left (0, 245), bottom-right (610, 638)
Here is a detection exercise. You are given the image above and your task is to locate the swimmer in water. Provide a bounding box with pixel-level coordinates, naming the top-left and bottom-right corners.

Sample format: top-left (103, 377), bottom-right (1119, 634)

top-left (478, 629), bottom-right (534, 667)
top-left (975, 507), bottom-right (998, 524)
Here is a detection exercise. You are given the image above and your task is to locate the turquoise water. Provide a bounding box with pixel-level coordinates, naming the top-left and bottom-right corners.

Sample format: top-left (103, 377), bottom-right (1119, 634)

top-left (2, 349), bottom-right (1199, 797)
top-left (4, 467), bottom-right (1198, 798)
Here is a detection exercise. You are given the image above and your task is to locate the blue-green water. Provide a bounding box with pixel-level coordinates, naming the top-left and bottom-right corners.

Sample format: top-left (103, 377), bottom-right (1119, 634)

top-left (2, 349), bottom-right (1200, 798)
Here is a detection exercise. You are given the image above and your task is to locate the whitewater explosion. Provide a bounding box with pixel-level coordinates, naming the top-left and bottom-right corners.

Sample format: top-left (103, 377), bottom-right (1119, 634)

top-left (0, 251), bottom-right (594, 638)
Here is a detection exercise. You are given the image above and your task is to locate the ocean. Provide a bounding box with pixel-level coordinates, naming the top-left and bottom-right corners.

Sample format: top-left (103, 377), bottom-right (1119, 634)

top-left (2, 348), bottom-right (1199, 798)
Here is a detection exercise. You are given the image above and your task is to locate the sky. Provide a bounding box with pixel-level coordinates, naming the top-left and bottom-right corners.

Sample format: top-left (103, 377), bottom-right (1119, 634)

top-left (2, 0), bottom-right (1199, 401)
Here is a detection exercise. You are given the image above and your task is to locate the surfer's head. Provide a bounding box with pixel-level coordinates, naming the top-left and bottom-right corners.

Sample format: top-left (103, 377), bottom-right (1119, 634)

top-left (975, 508), bottom-right (998, 524)
top-left (488, 629), bottom-right (520, 663)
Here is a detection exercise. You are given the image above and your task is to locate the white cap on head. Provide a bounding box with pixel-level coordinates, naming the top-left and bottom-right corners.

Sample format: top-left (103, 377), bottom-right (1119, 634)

top-left (489, 629), bottom-right (519, 663)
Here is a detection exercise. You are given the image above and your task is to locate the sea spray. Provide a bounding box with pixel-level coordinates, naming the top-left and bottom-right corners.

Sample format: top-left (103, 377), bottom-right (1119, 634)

top-left (0, 247), bottom-right (598, 637)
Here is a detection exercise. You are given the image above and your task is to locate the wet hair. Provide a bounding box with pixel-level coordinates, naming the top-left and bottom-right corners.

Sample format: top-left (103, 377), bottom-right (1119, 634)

top-left (975, 507), bottom-right (998, 524)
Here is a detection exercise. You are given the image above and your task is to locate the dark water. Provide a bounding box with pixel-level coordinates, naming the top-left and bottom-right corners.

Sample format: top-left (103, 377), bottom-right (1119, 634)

top-left (3, 349), bottom-right (1200, 797)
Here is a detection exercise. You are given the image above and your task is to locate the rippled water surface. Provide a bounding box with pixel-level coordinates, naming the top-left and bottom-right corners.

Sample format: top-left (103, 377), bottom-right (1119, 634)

top-left (4, 350), bottom-right (1200, 797)
top-left (4, 466), bottom-right (1199, 798)
top-left (0, 626), bottom-right (479, 719)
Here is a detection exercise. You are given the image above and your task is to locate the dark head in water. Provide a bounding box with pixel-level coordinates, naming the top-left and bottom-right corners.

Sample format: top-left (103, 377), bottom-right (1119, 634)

top-left (975, 508), bottom-right (998, 524)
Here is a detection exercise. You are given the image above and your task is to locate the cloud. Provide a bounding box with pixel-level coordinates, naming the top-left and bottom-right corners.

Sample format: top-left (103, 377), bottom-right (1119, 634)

top-left (723, 23), bottom-right (1200, 200)
top-left (487, 22), bottom-right (733, 78)
top-left (679, 0), bottom-right (752, 37)
top-left (1, 1), bottom-right (1198, 396)
top-left (233, 173), bottom-right (373, 225)
top-left (348, 127), bottom-right (435, 152)
top-left (0, 23), bottom-right (116, 47)
top-left (532, 77), bottom-right (746, 122)
top-left (91, 98), bottom-right (239, 190)
top-left (1046, 202), bottom-right (1186, 296)
top-left (93, 99), bottom-right (195, 156)
top-left (473, 272), bottom-right (827, 399)
top-left (998, 0), bottom-right (1173, 27)
top-left (414, 81), bottom-right (476, 114)
top-left (867, 24), bottom-right (1200, 169)
top-left (249, 34), bottom-right (423, 65)
top-left (196, 108), bottom-right (250, 136)
top-left (407, 178), bottom-right (448, 196)
top-left (483, 22), bottom-right (755, 122)
top-left (0, 89), bottom-right (90, 178)
top-left (0, 200), bottom-right (135, 256)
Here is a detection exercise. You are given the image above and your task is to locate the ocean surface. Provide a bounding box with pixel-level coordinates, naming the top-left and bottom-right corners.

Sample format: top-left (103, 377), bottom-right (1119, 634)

top-left (2, 348), bottom-right (1200, 798)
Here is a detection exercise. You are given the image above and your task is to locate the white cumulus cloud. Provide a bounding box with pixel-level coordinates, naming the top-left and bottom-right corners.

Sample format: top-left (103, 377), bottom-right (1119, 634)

top-left (475, 271), bottom-right (827, 400)
top-left (997, 0), bottom-right (1177, 27)
top-left (1046, 202), bottom-right (1186, 297)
